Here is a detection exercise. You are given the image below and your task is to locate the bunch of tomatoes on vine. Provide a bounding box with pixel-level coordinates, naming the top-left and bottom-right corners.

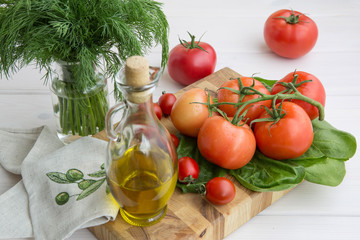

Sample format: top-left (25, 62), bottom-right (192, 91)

top-left (153, 9), bottom-right (322, 205)
top-left (154, 70), bottom-right (326, 205)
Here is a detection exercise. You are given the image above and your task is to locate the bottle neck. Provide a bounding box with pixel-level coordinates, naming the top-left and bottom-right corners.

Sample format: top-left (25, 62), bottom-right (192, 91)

top-left (125, 95), bottom-right (157, 123)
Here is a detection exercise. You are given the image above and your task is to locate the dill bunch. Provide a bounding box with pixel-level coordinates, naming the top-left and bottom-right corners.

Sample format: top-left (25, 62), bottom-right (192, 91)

top-left (0, 0), bottom-right (169, 91)
top-left (0, 0), bottom-right (169, 140)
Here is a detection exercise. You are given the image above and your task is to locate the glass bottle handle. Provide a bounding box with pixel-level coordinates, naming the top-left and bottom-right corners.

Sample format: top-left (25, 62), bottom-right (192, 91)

top-left (105, 102), bottom-right (126, 141)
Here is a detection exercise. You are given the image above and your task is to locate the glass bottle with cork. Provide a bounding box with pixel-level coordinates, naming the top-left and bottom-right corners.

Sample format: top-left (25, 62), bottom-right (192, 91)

top-left (105, 56), bottom-right (178, 226)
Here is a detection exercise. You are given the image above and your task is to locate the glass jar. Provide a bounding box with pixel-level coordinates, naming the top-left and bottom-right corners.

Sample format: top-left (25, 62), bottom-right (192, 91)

top-left (50, 61), bottom-right (109, 144)
top-left (105, 56), bottom-right (178, 226)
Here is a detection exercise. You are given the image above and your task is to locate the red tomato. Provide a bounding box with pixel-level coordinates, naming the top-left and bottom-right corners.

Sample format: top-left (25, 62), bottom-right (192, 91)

top-left (264, 9), bottom-right (318, 58)
top-left (168, 33), bottom-right (216, 85)
top-left (254, 102), bottom-right (313, 160)
top-left (197, 116), bottom-right (256, 169)
top-left (170, 133), bottom-right (179, 148)
top-left (205, 177), bottom-right (236, 205)
top-left (217, 77), bottom-right (271, 124)
top-left (158, 92), bottom-right (177, 115)
top-left (271, 71), bottom-right (326, 120)
top-left (178, 156), bottom-right (199, 183)
top-left (171, 88), bottom-right (214, 137)
top-left (153, 103), bottom-right (162, 120)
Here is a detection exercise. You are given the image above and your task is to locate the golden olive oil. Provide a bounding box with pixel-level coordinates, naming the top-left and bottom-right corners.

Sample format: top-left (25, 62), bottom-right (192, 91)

top-left (107, 145), bottom-right (177, 226)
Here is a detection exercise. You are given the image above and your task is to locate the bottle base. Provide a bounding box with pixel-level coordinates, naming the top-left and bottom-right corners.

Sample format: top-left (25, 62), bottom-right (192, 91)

top-left (119, 205), bottom-right (167, 227)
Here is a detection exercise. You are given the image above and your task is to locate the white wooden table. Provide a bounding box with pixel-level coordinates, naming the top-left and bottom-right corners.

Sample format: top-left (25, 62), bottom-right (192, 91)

top-left (1, 0), bottom-right (359, 239)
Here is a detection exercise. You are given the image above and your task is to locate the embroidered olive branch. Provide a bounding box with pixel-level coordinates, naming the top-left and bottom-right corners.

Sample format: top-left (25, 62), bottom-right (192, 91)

top-left (46, 164), bottom-right (107, 205)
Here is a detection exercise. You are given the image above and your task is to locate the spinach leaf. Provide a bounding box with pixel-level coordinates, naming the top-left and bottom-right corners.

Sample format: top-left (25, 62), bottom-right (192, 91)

top-left (311, 119), bottom-right (357, 160)
top-left (253, 76), bottom-right (278, 92)
top-left (176, 135), bottom-right (227, 193)
top-left (174, 119), bottom-right (356, 193)
top-left (291, 144), bottom-right (325, 160)
top-left (289, 157), bottom-right (346, 186)
top-left (229, 151), bottom-right (306, 192)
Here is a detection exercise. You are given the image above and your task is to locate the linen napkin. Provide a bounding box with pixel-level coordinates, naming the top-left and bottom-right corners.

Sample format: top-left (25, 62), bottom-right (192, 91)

top-left (0, 126), bottom-right (119, 240)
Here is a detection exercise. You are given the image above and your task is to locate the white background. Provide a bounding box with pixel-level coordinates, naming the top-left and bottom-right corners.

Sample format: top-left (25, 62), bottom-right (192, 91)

top-left (1, 0), bottom-right (359, 239)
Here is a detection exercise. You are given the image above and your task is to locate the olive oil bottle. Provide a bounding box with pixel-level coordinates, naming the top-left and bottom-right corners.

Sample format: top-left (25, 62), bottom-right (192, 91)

top-left (105, 56), bottom-right (178, 226)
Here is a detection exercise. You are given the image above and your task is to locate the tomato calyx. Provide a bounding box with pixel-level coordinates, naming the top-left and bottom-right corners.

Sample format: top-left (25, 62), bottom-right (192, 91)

top-left (276, 70), bottom-right (313, 94)
top-left (250, 96), bottom-right (286, 131)
top-left (190, 88), bottom-right (218, 117)
top-left (179, 32), bottom-right (208, 52)
top-left (178, 175), bottom-right (198, 185)
top-left (273, 9), bottom-right (304, 24)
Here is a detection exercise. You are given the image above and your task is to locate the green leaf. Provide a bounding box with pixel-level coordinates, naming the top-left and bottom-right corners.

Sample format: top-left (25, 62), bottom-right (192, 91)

top-left (176, 135), bottom-right (227, 194)
top-left (229, 151), bottom-right (305, 192)
top-left (46, 172), bottom-right (74, 184)
top-left (289, 157), bottom-right (346, 186)
top-left (291, 144), bottom-right (325, 160)
top-left (88, 169), bottom-right (106, 178)
top-left (77, 178), bottom-right (105, 201)
top-left (253, 77), bottom-right (278, 92)
top-left (312, 119), bottom-right (357, 160)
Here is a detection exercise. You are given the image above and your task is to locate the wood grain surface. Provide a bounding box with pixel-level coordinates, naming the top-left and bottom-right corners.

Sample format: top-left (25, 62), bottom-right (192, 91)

top-left (89, 67), bottom-right (292, 240)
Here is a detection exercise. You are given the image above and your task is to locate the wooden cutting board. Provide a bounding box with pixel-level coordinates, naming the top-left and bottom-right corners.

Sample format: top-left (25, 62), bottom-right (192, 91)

top-left (89, 67), bottom-right (292, 240)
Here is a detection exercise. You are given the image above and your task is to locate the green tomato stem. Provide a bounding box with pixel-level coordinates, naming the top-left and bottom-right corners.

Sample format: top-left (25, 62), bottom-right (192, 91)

top-left (213, 91), bottom-right (325, 124)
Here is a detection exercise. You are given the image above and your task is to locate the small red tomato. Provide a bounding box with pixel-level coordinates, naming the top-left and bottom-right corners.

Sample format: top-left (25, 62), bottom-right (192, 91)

top-left (153, 103), bottom-right (162, 120)
top-left (178, 156), bottom-right (199, 183)
top-left (170, 133), bottom-right (179, 148)
top-left (205, 177), bottom-right (236, 205)
top-left (158, 92), bottom-right (177, 115)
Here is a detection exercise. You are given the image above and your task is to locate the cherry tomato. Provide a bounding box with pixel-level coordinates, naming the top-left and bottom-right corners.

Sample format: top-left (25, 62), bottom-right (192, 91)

top-left (197, 116), bottom-right (256, 169)
top-left (217, 77), bottom-right (271, 124)
top-left (153, 103), bottom-right (162, 120)
top-left (178, 156), bottom-right (199, 183)
top-left (168, 32), bottom-right (216, 85)
top-left (205, 177), bottom-right (236, 205)
top-left (271, 71), bottom-right (326, 120)
top-left (171, 88), bottom-right (214, 137)
top-left (170, 133), bottom-right (179, 148)
top-left (254, 102), bottom-right (313, 160)
top-left (264, 9), bottom-right (318, 58)
top-left (158, 92), bottom-right (177, 115)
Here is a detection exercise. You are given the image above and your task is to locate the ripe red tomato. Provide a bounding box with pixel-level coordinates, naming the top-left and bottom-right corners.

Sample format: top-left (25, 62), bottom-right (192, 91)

top-left (168, 33), bottom-right (216, 85)
top-left (153, 103), bottom-right (162, 120)
top-left (254, 102), bottom-right (313, 160)
top-left (178, 156), bottom-right (199, 183)
top-left (217, 77), bottom-right (271, 124)
top-left (205, 177), bottom-right (236, 205)
top-left (171, 88), bottom-right (214, 137)
top-left (170, 133), bottom-right (179, 148)
top-left (264, 9), bottom-right (318, 58)
top-left (197, 116), bottom-right (256, 169)
top-left (158, 92), bottom-right (177, 115)
top-left (271, 71), bottom-right (326, 120)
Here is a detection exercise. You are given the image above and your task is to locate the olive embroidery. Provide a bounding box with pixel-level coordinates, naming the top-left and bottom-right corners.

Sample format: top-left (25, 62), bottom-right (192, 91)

top-left (46, 164), bottom-right (106, 205)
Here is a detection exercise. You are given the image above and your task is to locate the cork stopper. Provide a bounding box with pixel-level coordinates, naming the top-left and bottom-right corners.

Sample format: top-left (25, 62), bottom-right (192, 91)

top-left (124, 56), bottom-right (151, 103)
top-left (125, 56), bottom-right (150, 87)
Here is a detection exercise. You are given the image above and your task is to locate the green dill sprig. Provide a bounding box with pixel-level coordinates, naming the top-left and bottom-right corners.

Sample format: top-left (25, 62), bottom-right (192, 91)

top-left (0, 0), bottom-right (169, 91)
